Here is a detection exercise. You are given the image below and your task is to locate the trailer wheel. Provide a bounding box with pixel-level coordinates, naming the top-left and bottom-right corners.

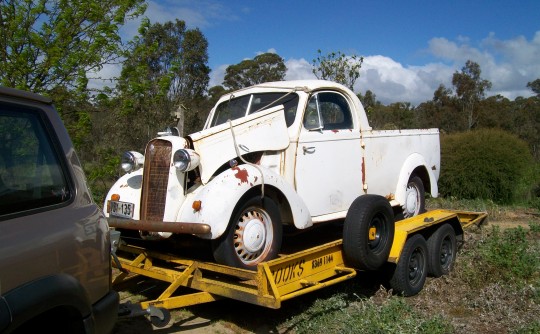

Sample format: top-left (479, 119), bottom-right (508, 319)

top-left (212, 196), bottom-right (282, 270)
top-left (343, 195), bottom-right (395, 271)
top-left (427, 223), bottom-right (456, 277)
top-left (389, 234), bottom-right (428, 296)
top-left (403, 176), bottom-right (425, 218)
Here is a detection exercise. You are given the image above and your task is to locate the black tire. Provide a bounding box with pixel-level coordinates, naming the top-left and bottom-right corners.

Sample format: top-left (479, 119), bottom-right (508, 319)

top-left (388, 234), bottom-right (428, 296)
top-left (402, 176), bottom-right (425, 218)
top-left (212, 196), bottom-right (282, 270)
top-left (150, 308), bottom-right (171, 328)
top-left (343, 195), bottom-right (395, 271)
top-left (427, 224), bottom-right (457, 277)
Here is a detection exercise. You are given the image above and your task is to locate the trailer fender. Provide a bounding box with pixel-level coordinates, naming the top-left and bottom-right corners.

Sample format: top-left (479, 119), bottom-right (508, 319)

top-left (178, 164), bottom-right (312, 239)
top-left (394, 153), bottom-right (438, 205)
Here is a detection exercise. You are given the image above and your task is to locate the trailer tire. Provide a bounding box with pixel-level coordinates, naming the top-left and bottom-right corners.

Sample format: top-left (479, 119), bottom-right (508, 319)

top-left (389, 234), bottom-right (428, 296)
top-left (150, 308), bottom-right (171, 328)
top-left (343, 195), bottom-right (395, 271)
top-left (403, 176), bottom-right (425, 218)
top-left (212, 196), bottom-right (282, 270)
top-left (427, 223), bottom-right (456, 277)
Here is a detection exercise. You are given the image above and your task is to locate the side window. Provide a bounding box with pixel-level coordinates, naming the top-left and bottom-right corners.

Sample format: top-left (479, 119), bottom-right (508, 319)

top-left (0, 103), bottom-right (71, 217)
top-left (303, 92), bottom-right (353, 130)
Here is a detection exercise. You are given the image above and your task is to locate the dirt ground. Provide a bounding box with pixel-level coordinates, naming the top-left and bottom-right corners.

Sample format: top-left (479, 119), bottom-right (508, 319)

top-left (111, 207), bottom-right (539, 334)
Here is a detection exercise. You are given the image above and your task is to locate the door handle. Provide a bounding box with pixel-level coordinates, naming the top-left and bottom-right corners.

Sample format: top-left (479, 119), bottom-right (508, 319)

top-left (303, 146), bottom-right (316, 154)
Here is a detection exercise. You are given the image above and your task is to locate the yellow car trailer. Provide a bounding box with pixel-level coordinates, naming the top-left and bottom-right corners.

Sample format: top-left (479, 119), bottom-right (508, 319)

top-left (111, 209), bottom-right (487, 327)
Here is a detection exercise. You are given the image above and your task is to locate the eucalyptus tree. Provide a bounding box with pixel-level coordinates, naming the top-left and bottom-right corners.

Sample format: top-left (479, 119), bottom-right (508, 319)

top-left (114, 18), bottom-right (210, 149)
top-left (223, 52), bottom-right (286, 90)
top-left (452, 60), bottom-right (492, 130)
top-left (312, 49), bottom-right (363, 91)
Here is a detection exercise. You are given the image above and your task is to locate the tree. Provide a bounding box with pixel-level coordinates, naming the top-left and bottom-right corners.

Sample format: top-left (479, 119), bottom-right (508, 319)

top-left (223, 52), bottom-right (286, 90)
top-left (113, 18), bottom-right (210, 148)
top-left (452, 60), bottom-right (492, 130)
top-left (527, 79), bottom-right (540, 97)
top-left (312, 50), bottom-right (363, 91)
top-left (0, 0), bottom-right (146, 93)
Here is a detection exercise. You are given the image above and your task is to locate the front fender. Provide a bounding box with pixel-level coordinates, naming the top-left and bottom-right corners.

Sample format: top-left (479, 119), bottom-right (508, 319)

top-left (394, 153), bottom-right (439, 205)
top-left (103, 169), bottom-right (143, 220)
top-left (178, 164), bottom-right (312, 239)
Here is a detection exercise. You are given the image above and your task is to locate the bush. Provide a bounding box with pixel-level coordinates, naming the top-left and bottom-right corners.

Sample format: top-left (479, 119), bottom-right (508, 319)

top-left (439, 129), bottom-right (534, 204)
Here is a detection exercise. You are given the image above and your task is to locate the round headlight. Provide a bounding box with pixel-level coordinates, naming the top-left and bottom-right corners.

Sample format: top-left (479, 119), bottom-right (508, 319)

top-left (173, 149), bottom-right (200, 172)
top-left (121, 151), bottom-right (144, 173)
top-left (173, 149), bottom-right (190, 171)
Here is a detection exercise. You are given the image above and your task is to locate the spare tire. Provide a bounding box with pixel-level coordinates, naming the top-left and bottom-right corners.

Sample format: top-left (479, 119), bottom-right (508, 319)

top-left (343, 195), bottom-right (395, 271)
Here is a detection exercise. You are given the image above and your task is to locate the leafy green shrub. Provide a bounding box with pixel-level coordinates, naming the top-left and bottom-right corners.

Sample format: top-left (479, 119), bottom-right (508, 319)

top-left (439, 128), bottom-right (534, 204)
top-left (459, 225), bottom-right (540, 287)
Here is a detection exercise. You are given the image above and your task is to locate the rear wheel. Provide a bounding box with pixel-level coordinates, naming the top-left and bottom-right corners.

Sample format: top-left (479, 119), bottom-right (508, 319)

top-left (427, 224), bottom-right (456, 277)
top-left (403, 176), bottom-right (425, 218)
top-left (212, 196), bottom-right (282, 270)
top-left (343, 195), bottom-right (395, 271)
top-left (388, 234), bottom-right (428, 296)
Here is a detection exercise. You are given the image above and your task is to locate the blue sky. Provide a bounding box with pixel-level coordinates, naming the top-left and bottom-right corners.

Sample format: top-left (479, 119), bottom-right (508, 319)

top-left (112, 0), bottom-right (540, 105)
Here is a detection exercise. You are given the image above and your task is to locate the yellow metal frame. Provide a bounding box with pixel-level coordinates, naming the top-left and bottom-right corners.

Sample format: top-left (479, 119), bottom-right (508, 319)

top-left (112, 209), bottom-right (487, 312)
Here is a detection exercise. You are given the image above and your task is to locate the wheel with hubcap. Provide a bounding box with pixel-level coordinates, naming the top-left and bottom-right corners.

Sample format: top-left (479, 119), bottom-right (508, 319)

top-left (389, 233), bottom-right (428, 296)
top-left (343, 195), bottom-right (395, 271)
top-left (402, 176), bottom-right (425, 218)
top-left (212, 196), bottom-right (282, 270)
top-left (427, 223), bottom-right (457, 277)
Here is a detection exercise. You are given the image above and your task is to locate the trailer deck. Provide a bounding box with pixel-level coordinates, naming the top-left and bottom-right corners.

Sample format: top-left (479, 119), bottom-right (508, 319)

top-left (111, 209), bottom-right (487, 327)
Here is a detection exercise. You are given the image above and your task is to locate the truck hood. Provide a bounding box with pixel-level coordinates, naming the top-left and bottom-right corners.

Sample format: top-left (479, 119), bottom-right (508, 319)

top-left (189, 105), bottom-right (290, 184)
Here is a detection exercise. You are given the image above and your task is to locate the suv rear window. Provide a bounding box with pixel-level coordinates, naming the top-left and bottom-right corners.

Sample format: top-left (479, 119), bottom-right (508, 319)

top-left (0, 103), bottom-right (71, 216)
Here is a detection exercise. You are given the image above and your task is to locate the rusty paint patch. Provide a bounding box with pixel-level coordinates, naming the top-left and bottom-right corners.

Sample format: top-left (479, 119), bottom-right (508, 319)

top-left (361, 157), bottom-right (366, 185)
top-left (331, 129), bottom-right (339, 133)
top-left (232, 166), bottom-right (249, 185)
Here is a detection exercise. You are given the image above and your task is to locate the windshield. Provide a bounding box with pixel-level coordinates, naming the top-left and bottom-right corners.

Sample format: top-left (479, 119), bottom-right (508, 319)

top-left (210, 92), bottom-right (299, 127)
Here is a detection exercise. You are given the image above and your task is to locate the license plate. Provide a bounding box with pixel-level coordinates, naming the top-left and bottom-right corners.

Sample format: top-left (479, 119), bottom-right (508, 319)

top-left (109, 200), bottom-right (135, 218)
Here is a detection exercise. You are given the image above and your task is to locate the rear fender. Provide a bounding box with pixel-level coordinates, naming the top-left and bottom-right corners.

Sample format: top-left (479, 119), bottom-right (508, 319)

top-left (394, 153), bottom-right (438, 205)
top-left (178, 164), bottom-right (312, 239)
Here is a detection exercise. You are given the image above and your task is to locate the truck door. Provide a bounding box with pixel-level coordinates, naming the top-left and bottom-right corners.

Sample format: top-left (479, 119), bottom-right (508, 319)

top-left (295, 91), bottom-right (364, 218)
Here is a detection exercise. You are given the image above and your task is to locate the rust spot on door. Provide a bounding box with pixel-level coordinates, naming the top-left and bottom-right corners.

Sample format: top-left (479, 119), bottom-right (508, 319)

top-left (232, 166), bottom-right (249, 185)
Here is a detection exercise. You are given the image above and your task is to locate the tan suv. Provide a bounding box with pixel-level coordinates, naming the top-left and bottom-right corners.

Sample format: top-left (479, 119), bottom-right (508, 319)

top-left (0, 87), bottom-right (118, 333)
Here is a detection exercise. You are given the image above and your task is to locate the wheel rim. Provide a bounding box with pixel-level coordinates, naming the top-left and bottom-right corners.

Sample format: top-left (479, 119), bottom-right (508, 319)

top-left (233, 206), bottom-right (273, 265)
top-left (368, 214), bottom-right (387, 252)
top-left (403, 183), bottom-right (420, 218)
top-left (439, 236), bottom-right (454, 269)
top-left (408, 247), bottom-right (425, 286)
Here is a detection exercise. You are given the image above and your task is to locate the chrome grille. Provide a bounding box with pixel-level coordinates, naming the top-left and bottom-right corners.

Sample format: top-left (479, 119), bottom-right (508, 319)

top-left (141, 139), bottom-right (171, 221)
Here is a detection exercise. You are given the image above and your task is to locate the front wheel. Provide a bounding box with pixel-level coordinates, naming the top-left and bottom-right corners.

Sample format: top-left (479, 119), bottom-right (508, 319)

top-left (212, 196), bottom-right (282, 270)
top-left (388, 234), bottom-right (428, 296)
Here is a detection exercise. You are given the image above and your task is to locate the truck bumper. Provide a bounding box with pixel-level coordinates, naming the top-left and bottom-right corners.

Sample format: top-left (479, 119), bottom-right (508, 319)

top-left (107, 218), bottom-right (211, 235)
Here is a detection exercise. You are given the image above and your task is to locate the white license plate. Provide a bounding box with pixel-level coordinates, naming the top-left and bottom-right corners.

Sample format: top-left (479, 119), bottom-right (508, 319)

top-left (109, 200), bottom-right (134, 218)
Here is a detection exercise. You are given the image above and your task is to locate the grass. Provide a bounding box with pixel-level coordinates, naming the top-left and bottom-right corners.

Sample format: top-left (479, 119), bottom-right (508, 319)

top-left (283, 200), bottom-right (540, 334)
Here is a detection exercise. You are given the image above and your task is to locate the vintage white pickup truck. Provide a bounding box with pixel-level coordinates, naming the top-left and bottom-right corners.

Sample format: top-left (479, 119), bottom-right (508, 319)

top-left (105, 80), bottom-right (440, 271)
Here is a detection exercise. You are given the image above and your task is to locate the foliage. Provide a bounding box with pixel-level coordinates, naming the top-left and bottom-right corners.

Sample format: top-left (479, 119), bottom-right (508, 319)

top-left (527, 79), bottom-right (540, 97)
top-left (458, 224), bottom-right (540, 290)
top-left (439, 128), bottom-right (534, 204)
top-left (112, 18), bottom-right (210, 149)
top-left (452, 60), bottom-right (492, 130)
top-left (0, 0), bottom-right (146, 93)
top-left (223, 52), bottom-right (286, 90)
top-left (287, 293), bottom-right (453, 334)
top-left (312, 50), bottom-right (363, 91)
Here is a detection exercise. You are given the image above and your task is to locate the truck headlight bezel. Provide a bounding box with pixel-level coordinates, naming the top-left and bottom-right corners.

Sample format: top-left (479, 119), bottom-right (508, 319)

top-left (173, 149), bottom-right (200, 172)
top-left (121, 151), bottom-right (144, 173)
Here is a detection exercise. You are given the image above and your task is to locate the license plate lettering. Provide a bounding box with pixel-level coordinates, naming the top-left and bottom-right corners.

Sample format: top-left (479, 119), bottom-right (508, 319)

top-left (110, 201), bottom-right (134, 218)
